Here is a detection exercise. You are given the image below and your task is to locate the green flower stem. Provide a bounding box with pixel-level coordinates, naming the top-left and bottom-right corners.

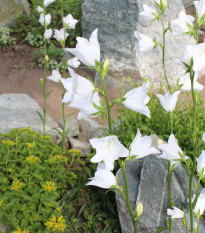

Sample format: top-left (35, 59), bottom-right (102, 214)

top-left (60, 0), bottom-right (67, 154)
top-left (168, 112), bottom-right (173, 232)
top-left (168, 161), bottom-right (172, 232)
top-left (160, 18), bottom-right (172, 93)
top-left (99, 69), bottom-right (137, 232)
top-left (189, 70), bottom-right (197, 233)
top-left (118, 158), bottom-right (138, 233)
top-left (100, 72), bottom-right (113, 134)
top-left (43, 13), bottom-right (48, 139)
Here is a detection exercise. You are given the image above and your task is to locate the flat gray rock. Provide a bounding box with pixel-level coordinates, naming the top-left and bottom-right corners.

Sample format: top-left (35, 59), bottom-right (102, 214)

top-left (78, 118), bottom-right (107, 143)
top-left (0, 94), bottom-right (61, 140)
top-left (58, 116), bottom-right (80, 138)
top-left (0, 0), bottom-right (30, 26)
top-left (69, 136), bottom-right (92, 157)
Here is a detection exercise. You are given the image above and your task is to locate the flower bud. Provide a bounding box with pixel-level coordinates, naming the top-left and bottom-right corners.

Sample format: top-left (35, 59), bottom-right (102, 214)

top-left (136, 202), bottom-right (143, 218)
top-left (45, 55), bottom-right (49, 62)
top-left (40, 78), bottom-right (44, 86)
top-left (158, 139), bottom-right (163, 145)
top-left (104, 59), bottom-right (109, 71)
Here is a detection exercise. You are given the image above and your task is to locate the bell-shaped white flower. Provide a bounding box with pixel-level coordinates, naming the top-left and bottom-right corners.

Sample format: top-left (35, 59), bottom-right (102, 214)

top-left (39, 13), bottom-right (51, 26)
top-left (177, 43), bottom-right (205, 71)
top-left (122, 83), bottom-right (150, 118)
top-left (196, 150), bottom-right (205, 176)
top-left (86, 163), bottom-right (116, 189)
top-left (167, 207), bottom-right (184, 219)
top-left (44, 29), bottom-right (52, 39)
top-left (134, 31), bottom-right (155, 57)
top-left (192, 42), bottom-right (205, 71)
top-left (156, 91), bottom-right (181, 112)
top-left (194, 188), bottom-right (205, 216)
top-left (90, 135), bottom-right (129, 170)
top-left (129, 128), bottom-right (160, 159)
top-left (139, 4), bottom-right (157, 22)
top-left (65, 28), bottom-right (100, 67)
top-left (61, 68), bottom-right (94, 103)
top-left (71, 91), bottom-right (101, 120)
top-left (67, 57), bottom-right (80, 68)
top-left (158, 134), bottom-right (188, 166)
top-left (44, 0), bottom-right (55, 7)
top-left (170, 10), bottom-right (194, 36)
top-left (36, 6), bottom-right (43, 13)
top-left (53, 28), bottom-right (69, 43)
top-left (61, 68), bottom-right (100, 119)
top-left (194, 0), bottom-right (205, 18)
top-left (47, 70), bottom-right (62, 83)
top-left (63, 14), bottom-right (78, 29)
top-left (179, 72), bottom-right (204, 92)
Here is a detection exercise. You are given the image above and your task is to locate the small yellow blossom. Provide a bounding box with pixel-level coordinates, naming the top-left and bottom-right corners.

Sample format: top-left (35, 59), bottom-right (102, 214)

top-left (12, 226), bottom-right (29, 233)
top-left (2, 140), bottom-right (15, 146)
top-left (26, 143), bottom-right (34, 148)
top-left (69, 149), bottom-right (81, 154)
top-left (26, 155), bottom-right (39, 164)
top-left (45, 215), bottom-right (66, 232)
top-left (42, 181), bottom-right (56, 192)
top-left (47, 202), bottom-right (53, 207)
top-left (49, 155), bottom-right (67, 163)
top-left (11, 179), bottom-right (24, 191)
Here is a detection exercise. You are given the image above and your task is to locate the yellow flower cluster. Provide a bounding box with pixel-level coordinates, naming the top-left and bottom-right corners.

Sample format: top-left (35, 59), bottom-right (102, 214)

top-left (11, 179), bottom-right (24, 191)
top-left (26, 143), bottom-right (34, 148)
top-left (26, 155), bottom-right (39, 164)
top-left (12, 226), bottom-right (29, 233)
top-left (42, 181), bottom-right (56, 192)
top-left (0, 200), bottom-right (3, 207)
top-left (49, 155), bottom-right (67, 163)
top-left (2, 140), bottom-right (15, 146)
top-left (69, 149), bottom-right (81, 154)
top-left (45, 215), bottom-right (66, 232)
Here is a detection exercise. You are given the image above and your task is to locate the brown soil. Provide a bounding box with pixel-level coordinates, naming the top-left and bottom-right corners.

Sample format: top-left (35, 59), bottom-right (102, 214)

top-left (0, 44), bottom-right (122, 126)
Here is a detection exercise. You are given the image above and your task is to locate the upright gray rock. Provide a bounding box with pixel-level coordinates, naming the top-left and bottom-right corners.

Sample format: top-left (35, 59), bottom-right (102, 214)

top-left (182, 0), bottom-right (193, 8)
top-left (0, 0), bottom-right (30, 26)
top-left (82, 0), bottom-right (194, 89)
top-left (116, 155), bottom-right (205, 233)
top-left (0, 94), bottom-right (60, 141)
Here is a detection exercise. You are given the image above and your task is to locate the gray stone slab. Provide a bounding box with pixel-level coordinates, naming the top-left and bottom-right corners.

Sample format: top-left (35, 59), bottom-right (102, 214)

top-left (58, 116), bottom-right (80, 138)
top-left (0, 0), bottom-right (30, 26)
top-left (0, 94), bottom-right (60, 140)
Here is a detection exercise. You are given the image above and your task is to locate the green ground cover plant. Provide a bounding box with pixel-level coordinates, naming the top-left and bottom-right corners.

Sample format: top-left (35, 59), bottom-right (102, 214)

top-left (0, 128), bottom-right (121, 233)
top-left (0, 27), bottom-right (16, 49)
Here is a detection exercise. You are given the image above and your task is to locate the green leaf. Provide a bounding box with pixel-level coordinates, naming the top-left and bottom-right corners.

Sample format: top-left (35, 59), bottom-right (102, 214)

top-left (77, 203), bottom-right (87, 218)
top-left (155, 227), bottom-right (168, 233)
top-left (46, 89), bottom-right (54, 99)
top-left (36, 111), bottom-right (43, 123)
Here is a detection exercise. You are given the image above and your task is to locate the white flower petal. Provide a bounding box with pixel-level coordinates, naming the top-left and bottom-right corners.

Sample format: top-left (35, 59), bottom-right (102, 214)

top-left (65, 28), bottom-right (100, 66)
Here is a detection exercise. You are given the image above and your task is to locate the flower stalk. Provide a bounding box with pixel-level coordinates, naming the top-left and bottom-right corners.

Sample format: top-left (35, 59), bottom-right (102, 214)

top-left (43, 11), bottom-right (48, 139)
top-left (118, 158), bottom-right (138, 233)
top-left (160, 17), bottom-right (172, 93)
top-left (98, 63), bottom-right (138, 232)
top-left (60, 0), bottom-right (67, 154)
top-left (189, 69), bottom-right (197, 233)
